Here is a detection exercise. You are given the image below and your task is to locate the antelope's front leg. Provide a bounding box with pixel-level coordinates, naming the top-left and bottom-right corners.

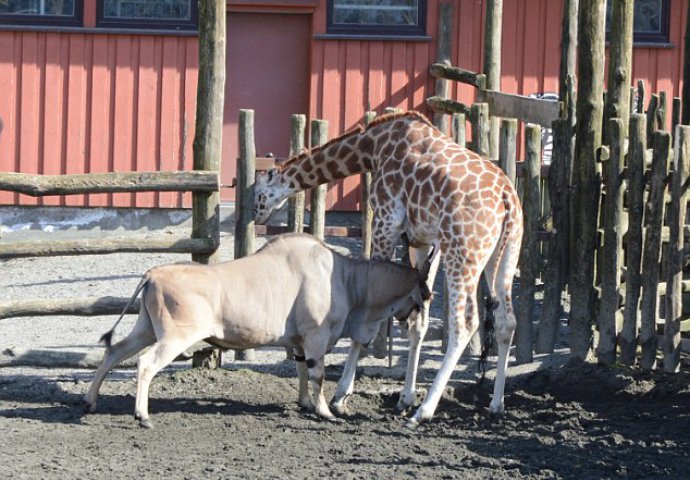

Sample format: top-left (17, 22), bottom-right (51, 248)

top-left (331, 341), bottom-right (362, 416)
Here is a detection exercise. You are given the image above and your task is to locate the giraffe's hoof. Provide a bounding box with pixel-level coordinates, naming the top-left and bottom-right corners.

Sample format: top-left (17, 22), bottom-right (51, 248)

top-left (330, 402), bottom-right (350, 417)
top-left (405, 417), bottom-right (421, 430)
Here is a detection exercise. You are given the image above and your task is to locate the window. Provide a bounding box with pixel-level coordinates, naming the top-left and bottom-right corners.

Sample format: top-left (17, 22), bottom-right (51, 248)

top-left (327, 0), bottom-right (426, 37)
top-left (606, 0), bottom-right (670, 45)
top-left (0, 0), bottom-right (83, 26)
top-left (97, 0), bottom-right (197, 30)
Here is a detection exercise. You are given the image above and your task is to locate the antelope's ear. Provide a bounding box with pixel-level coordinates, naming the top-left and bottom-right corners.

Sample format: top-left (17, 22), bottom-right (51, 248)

top-left (418, 242), bottom-right (440, 283)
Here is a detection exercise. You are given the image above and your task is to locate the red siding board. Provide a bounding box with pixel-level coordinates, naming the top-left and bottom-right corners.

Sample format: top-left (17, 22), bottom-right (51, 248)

top-left (88, 35), bottom-right (112, 207)
top-left (43, 34), bottom-right (66, 206)
top-left (135, 36), bottom-right (158, 208)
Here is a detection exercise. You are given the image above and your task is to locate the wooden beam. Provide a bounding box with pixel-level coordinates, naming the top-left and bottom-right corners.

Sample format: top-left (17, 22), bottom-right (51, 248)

top-left (0, 171), bottom-right (219, 197)
top-left (0, 235), bottom-right (217, 259)
top-left (429, 63), bottom-right (486, 90)
top-left (476, 90), bottom-right (563, 127)
top-left (0, 296), bottom-right (140, 320)
top-left (426, 96), bottom-right (471, 116)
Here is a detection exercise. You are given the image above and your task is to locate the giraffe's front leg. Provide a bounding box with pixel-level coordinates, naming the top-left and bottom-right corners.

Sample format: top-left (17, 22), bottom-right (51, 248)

top-left (408, 270), bottom-right (478, 427)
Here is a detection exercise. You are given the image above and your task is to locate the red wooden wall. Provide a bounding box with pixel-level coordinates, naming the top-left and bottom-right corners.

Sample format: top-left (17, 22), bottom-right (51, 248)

top-left (0, 31), bottom-right (198, 208)
top-left (1, 0), bottom-right (688, 210)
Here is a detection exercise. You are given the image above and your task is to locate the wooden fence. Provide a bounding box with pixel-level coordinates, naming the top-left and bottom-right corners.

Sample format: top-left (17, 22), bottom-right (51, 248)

top-left (429, 60), bottom-right (690, 370)
top-left (0, 169), bottom-right (220, 318)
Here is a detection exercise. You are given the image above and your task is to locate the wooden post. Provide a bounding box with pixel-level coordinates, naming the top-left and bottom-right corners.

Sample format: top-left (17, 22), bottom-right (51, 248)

top-left (516, 124), bottom-right (541, 364)
top-left (235, 110), bottom-right (256, 260)
top-left (433, 3), bottom-right (453, 134)
top-left (483, 0), bottom-right (503, 159)
top-left (288, 114), bottom-right (306, 234)
top-left (233, 109), bottom-right (257, 362)
top-left (663, 125), bottom-right (690, 372)
top-left (597, 118), bottom-right (625, 366)
top-left (620, 114), bottom-right (646, 365)
top-left (470, 103), bottom-right (491, 157)
top-left (672, 97), bottom-right (681, 136)
top-left (569, 0), bottom-right (605, 363)
top-left (536, 118), bottom-right (573, 353)
top-left (682, 3), bottom-right (690, 124)
top-left (603, 0), bottom-right (633, 144)
top-left (646, 94), bottom-right (659, 146)
top-left (192, 0), bottom-right (225, 266)
top-left (637, 80), bottom-right (645, 114)
top-left (310, 119), bottom-right (328, 241)
top-left (559, 0), bottom-right (579, 103)
top-left (452, 113), bottom-right (466, 147)
top-left (191, 0), bottom-right (226, 368)
top-left (362, 111), bottom-right (377, 259)
top-left (498, 118), bottom-right (517, 186)
top-left (639, 131), bottom-right (670, 370)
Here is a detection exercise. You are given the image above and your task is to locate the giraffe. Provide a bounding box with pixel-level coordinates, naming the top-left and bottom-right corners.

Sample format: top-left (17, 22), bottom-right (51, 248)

top-left (253, 111), bottom-right (523, 426)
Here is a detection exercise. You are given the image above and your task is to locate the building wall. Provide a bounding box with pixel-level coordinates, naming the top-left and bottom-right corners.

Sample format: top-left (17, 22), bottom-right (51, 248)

top-left (1, 0), bottom-right (688, 210)
top-left (0, 30), bottom-right (198, 208)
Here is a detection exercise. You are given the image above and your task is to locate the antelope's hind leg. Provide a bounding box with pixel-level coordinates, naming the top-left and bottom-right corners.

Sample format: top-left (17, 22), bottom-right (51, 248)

top-left (83, 309), bottom-right (156, 413)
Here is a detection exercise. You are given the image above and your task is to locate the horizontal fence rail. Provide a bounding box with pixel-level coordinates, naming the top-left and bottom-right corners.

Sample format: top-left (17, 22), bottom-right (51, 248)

top-left (0, 171), bottom-right (219, 197)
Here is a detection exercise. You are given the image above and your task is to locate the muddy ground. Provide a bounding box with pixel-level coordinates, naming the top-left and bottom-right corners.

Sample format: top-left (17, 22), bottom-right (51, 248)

top-left (1, 212), bottom-right (689, 479)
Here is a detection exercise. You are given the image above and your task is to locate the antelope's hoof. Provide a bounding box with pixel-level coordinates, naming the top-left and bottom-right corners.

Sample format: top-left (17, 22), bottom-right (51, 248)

top-left (139, 418), bottom-right (154, 429)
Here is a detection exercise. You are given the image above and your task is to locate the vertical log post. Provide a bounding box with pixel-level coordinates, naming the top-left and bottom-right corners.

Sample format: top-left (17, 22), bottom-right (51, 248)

top-left (433, 3), bottom-right (453, 134)
top-left (191, 0), bottom-right (226, 368)
top-left (672, 97), bottom-right (681, 136)
top-left (310, 119), bottom-right (328, 241)
top-left (603, 0), bottom-right (633, 144)
top-left (498, 118), bottom-right (517, 186)
top-left (559, 0), bottom-right (579, 104)
top-left (470, 103), bottom-right (491, 157)
top-left (536, 119), bottom-right (573, 353)
top-left (597, 118), bottom-right (625, 365)
top-left (646, 94), bottom-right (660, 146)
top-left (620, 114), bottom-right (646, 365)
top-left (639, 131), bottom-right (670, 370)
top-left (192, 0), bottom-right (225, 266)
top-left (452, 113), bottom-right (466, 147)
top-left (235, 110), bottom-right (256, 260)
top-left (233, 109), bottom-right (257, 362)
top-left (483, 0), bottom-right (503, 159)
top-left (683, 2), bottom-right (690, 125)
top-left (637, 80), bottom-right (645, 114)
top-left (288, 114), bottom-right (307, 234)
top-left (361, 111), bottom-right (377, 259)
top-left (516, 124), bottom-right (542, 364)
top-left (570, 0), bottom-right (605, 363)
top-left (663, 125), bottom-right (690, 372)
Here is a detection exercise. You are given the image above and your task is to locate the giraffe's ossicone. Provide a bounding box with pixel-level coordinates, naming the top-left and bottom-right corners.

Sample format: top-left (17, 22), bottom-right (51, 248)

top-left (253, 111), bottom-right (523, 425)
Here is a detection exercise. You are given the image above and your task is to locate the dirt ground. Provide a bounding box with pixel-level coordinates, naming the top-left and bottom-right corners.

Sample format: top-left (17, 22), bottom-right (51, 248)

top-left (1, 213), bottom-right (689, 479)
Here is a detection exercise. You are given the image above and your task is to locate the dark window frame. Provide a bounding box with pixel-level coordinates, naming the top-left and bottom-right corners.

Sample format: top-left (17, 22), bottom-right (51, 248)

top-left (0, 0), bottom-right (83, 27)
top-left (606, 0), bottom-right (671, 45)
top-left (96, 0), bottom-right (198, 31)
top-left (326, 0), bottom-right (427, 37)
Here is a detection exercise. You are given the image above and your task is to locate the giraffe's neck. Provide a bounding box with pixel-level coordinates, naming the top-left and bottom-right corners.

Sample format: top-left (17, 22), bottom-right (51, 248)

top-left (277, 129), bottom-right (378, 193)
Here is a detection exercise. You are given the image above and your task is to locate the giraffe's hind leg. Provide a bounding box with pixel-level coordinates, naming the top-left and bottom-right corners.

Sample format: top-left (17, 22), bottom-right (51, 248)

top-left (483, 232), bottom-right (520, 415)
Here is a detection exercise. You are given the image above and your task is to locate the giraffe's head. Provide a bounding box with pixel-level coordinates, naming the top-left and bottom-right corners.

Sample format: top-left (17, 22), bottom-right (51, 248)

top-left (253, 168), bottom-right (292, 224)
